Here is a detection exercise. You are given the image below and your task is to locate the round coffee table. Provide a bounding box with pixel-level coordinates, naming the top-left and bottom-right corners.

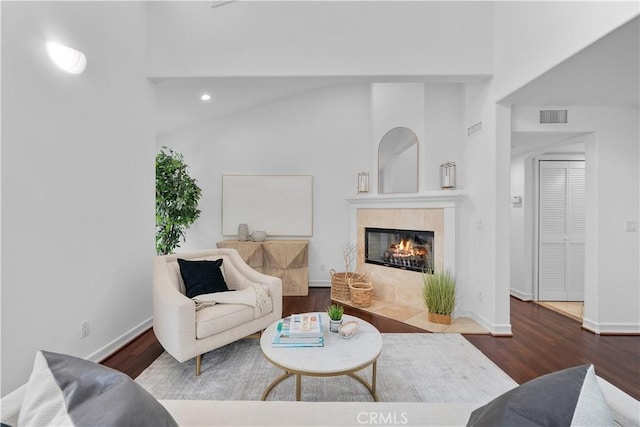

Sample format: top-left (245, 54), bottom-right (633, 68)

top-left (260, 313), bottom-right (383, 401)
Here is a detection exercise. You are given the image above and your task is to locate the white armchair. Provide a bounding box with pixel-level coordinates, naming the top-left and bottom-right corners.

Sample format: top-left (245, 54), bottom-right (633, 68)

top-left (153, 248), bottom-right (283, 375)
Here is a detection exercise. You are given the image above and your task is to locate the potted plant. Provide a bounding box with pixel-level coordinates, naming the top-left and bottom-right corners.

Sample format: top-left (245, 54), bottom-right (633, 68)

top-left (422, 270), bottom-right (456, 325)
top-left (155, 146), bottom-right (202, 255)
top-left (327, 304), bottom-right (345, 332)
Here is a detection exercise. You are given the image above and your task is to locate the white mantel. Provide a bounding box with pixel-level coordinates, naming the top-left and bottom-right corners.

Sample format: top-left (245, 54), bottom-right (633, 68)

top-left (347, 190), bottom-right (467, 273)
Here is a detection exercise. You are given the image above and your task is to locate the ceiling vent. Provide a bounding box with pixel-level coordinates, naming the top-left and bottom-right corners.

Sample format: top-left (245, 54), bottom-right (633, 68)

top-left (540, 109), bottom-right (568, 124)
top-left (467, 121), bottom-right (483, 137)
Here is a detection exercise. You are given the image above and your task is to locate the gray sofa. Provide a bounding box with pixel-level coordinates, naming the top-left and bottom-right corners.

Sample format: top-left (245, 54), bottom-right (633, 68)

top-left (4, 379), bottom-right (638, 427)
top-left (158, 375), bottom-right (639, 426)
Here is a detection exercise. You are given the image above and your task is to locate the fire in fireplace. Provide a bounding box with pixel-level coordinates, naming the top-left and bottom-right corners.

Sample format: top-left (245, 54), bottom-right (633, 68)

top-left (364, 227), bottom-right (434, 273)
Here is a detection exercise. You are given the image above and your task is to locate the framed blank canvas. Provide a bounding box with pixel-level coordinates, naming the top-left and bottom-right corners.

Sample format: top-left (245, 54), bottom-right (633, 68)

top-left (222, 175), bottom-right (313, 237)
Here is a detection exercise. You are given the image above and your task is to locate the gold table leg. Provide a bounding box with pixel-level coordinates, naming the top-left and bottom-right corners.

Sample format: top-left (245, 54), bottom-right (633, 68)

top-left (261, 360), bottom-right (379, 402)
top-left (372, 360), bottom-right (377, 395)
top-left (261, 371), bottom-right (294, 401)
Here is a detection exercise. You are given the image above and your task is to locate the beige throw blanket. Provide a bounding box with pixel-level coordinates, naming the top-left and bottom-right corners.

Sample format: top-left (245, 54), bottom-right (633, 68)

top-left (192, 282), bottom-right (271, 318)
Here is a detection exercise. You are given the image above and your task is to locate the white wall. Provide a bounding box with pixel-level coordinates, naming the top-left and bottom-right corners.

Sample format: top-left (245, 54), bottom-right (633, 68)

top-left (157, 84), bottom-right (372, 284)
top-left (424, 84), bottom-right (466, 191)
top-left (1, 2), bottom-right (155, 396)
top-left (371, 83), bottom-right (425, 194)
top-left (493, 1), bottom-right (639, 100)
top-left (509, 156), bottom-right (528, 299)
top-left (510, 139), bottom-right (586, 301)
top-left (512, 105), bottom-right (639, 333)
top-left (158, 81), bottom-right (468, 287)
top-left (461, 81), bottom-right (512, 334)
top-left (147, 1), bottom-right (493, 78)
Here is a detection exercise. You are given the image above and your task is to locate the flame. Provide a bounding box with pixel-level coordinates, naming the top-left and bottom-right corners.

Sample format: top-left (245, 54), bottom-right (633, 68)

top-left (398, 239), bottom-right (412, 252)
top-left (392, 239), bottom-right (419, 257)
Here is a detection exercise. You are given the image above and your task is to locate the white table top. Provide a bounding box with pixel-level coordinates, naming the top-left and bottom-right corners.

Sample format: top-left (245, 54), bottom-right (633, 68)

top-left (260, 313), bottom-right (382, 376)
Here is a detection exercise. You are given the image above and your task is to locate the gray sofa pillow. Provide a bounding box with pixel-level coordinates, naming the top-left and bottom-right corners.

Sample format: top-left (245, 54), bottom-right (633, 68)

top-left (467, 364), bottom-right (613, 427)
top-left (18, 351), bottom-right (178, 427)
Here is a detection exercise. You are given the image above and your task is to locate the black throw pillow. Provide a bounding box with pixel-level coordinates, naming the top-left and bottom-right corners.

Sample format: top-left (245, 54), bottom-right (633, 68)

top-left (177, 258), bottom-right (229, 298)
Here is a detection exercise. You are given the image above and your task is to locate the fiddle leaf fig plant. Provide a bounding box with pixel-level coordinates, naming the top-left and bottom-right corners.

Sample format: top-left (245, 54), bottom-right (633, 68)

top-left (155, 147), bottom-right (202, 255)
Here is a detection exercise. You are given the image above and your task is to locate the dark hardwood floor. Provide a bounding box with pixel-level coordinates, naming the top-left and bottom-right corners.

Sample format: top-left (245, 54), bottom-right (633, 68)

top-left (102, 289), bottom-right (640, 400)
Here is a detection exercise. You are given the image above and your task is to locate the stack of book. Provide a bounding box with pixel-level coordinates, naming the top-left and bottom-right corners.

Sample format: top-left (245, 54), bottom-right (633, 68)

top-left (272, 313), bottom-right (324, 347)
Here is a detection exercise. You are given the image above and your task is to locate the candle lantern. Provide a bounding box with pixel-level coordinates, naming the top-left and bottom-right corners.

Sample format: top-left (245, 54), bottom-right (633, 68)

top-left (439, 162), bottom-right (456, 189)
top-left (358, 172), bottom-right (370, 193)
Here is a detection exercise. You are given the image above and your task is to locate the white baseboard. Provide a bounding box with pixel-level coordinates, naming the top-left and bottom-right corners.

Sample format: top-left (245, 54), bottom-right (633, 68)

top-left (309, 280), bottom-right (331, 287)
top-left (510, 288), bottom-right (533, 301)
top-left (1, 317), bottom-right (154, 423)
top-left (87, 317), bottom-right (153, 363)
top-left (472, 312), bottom-right (513, 336)
top-left (582, 317), bottom-right (640, 335)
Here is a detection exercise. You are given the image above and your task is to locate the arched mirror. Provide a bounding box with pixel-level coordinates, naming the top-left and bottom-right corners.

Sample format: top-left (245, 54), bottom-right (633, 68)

top-left (378, 127), bottom-right (419, 193)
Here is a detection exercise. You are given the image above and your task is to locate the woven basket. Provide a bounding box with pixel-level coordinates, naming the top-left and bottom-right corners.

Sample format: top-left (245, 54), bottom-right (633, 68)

top-left (330, 270), bottom-right (365, 301)
top-left (349, 281), bottom-right (373, 308)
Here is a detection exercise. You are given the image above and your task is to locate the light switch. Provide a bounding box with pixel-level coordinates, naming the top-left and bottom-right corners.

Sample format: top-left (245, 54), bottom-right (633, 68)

top-left (624, 219), bottom-right (638, 232)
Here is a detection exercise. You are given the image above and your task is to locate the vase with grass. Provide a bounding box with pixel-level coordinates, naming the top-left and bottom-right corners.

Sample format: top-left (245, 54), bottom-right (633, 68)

top-left (422, 270), bottom-right (456, 325)
top-left (327, 304), bottom-right (344, 332)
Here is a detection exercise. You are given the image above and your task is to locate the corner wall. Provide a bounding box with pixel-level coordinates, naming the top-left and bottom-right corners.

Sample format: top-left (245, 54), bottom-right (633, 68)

top-left (1, 2), bottom-right (155, 396)
top-left (511, 106), bottom-right (639, 333)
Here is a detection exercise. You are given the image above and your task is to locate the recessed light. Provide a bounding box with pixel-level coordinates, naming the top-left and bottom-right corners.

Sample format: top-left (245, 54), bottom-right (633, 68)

top-left (46, 42), bottom-right (87, 74)
top-left (201, 94), bottom-right (211, 101)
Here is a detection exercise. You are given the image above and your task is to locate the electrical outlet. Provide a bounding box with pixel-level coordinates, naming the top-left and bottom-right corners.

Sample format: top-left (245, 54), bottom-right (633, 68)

top-left (478, 291), bottom-right (483, 302)
top-left (320, 264), bottom-right (326, 272)
top-left (81, 321), bottom-right (90, 338)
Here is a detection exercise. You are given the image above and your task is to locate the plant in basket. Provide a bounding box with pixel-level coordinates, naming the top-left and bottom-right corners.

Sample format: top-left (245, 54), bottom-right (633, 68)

top-left (330, 243), bottom-right (366, 302)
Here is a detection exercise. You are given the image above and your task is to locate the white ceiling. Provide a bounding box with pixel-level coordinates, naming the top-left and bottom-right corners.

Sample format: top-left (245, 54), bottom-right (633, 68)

top-left (502, 17), bottom-right (639, 107)
top-left (154, 77), bottom-right (335, 136)
top-left (505, 17), bottom-right (638, 156)
top-left (153, 16), bottom-right (638, 143)
top-left (510, 132), bottom-right (590, 157)
top-left (153, 75), bottom-right (488, 136)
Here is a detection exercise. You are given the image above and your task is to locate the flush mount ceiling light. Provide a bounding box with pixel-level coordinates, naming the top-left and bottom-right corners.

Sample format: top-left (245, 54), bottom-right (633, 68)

top-left (46, 41), bottom-right (87, 74)
top-left (200, 93), bottom-right (212, 101)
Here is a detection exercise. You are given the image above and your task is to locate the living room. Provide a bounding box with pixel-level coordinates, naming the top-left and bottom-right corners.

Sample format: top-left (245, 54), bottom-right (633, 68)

top-left (2, 1), bottom-right (638, 425)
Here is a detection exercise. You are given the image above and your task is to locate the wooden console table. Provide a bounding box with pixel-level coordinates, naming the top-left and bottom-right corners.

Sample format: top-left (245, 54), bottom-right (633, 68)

top-left (216, 240), bottom-right (309, 296)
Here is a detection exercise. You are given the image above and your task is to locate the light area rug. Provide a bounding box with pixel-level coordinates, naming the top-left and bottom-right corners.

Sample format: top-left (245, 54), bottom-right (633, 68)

top-left (136, 334), bottom-right (517, 404)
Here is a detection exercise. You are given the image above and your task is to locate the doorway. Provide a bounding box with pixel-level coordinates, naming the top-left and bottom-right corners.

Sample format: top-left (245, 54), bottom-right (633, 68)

top-left (537, 160), bottom-right (585, 303)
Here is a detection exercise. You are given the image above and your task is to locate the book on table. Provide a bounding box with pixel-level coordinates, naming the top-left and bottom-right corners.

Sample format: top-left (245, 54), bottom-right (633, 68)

top-left (288, 313), bottom-right (323, 338)
top-left (271, 314), bottom-right (324, 347)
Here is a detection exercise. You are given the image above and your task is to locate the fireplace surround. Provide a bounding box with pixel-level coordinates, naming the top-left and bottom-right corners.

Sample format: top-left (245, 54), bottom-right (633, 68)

top-left (346, 192), bottom-right (463, 312)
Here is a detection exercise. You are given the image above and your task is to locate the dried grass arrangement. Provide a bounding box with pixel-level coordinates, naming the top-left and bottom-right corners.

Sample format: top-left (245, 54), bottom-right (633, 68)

top-left (330, 243), bottom-right (366, 301)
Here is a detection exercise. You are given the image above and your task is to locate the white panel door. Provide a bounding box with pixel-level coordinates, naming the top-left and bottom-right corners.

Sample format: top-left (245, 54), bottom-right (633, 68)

top-left (538, 161), bottom-right (585, 301)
